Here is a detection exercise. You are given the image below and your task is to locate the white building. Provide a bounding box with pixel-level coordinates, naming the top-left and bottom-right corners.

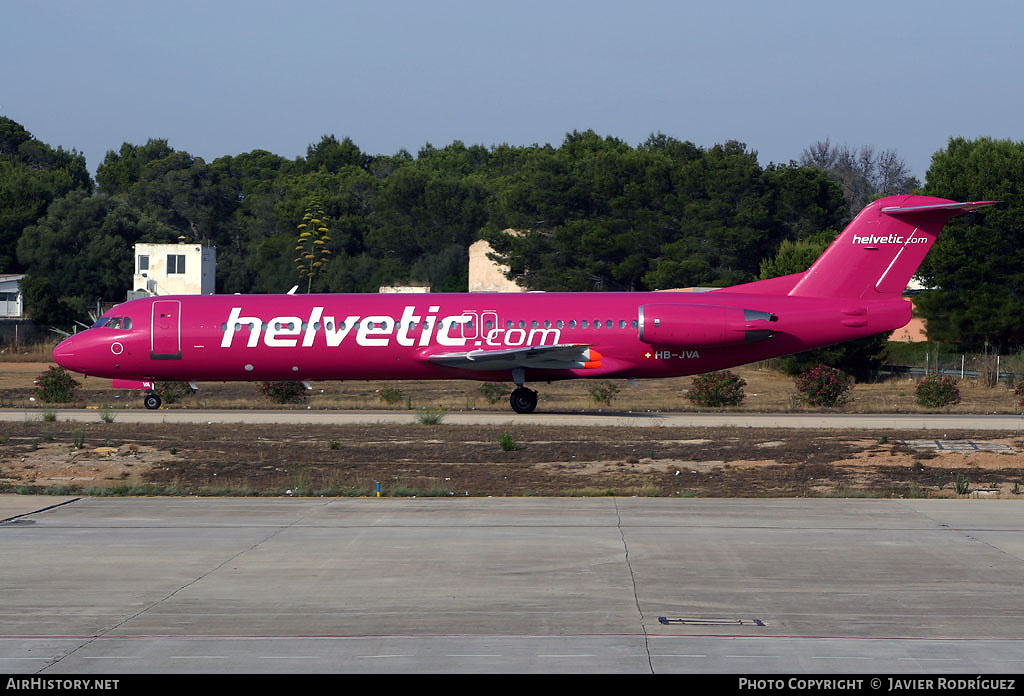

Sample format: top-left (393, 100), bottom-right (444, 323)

top-left (0, 274), bottom-right (25, 318)
top-left (131, 243), bottom-right (216, 298)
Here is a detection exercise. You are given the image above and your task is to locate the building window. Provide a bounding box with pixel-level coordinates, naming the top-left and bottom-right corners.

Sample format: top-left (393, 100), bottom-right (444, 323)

top-left (167, 254), bottom-right (186, 274)
top-left (138, 255), bottom-right (149, 272)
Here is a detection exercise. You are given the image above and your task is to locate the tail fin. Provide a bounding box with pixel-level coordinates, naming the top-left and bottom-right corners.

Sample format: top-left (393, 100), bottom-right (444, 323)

top-left (787, 195), bottom-right (997, 299)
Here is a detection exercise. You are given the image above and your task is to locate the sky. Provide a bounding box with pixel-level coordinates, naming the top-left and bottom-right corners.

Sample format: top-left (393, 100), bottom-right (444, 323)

top-left (3, 0), bottom-right (1022, 182)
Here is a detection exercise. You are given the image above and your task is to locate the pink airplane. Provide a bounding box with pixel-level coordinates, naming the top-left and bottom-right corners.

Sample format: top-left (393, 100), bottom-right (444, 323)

top-left (53, 195), bottom-right (994, 413)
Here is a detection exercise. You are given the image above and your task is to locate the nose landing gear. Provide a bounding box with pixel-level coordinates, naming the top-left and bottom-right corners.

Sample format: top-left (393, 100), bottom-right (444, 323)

top-left (143, 393), bottom-right (162, 410)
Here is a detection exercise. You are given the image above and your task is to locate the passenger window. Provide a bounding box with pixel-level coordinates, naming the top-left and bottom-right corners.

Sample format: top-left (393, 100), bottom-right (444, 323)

top-left (569, 320), bottom-right (577, 329)
top-left (581, 320), bottom-right (589, 328)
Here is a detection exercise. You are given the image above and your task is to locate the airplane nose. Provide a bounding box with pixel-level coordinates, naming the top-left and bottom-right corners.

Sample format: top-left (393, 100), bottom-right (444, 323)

top-left (53, 335), bottom-right (84, 373)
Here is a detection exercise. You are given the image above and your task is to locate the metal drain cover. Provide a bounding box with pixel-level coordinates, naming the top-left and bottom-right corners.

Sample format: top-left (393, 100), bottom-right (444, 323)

top-left (658, 617), bottom-right (765, 626)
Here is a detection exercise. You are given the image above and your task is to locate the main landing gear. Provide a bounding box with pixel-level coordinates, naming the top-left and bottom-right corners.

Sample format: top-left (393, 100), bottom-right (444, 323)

top-left (509, 386), bottom-right (538, 414)
top-left (508, 367), bottom-right (538, 414)
top-left (143, 392), bottom-right (162, 410)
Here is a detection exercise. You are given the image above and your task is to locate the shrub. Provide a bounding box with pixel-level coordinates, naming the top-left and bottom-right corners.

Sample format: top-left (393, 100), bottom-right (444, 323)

top-left (154, 381), bottom-right (194, 404)
top-left (1015, 380), bottom-right (1024, 410)
top-left (257, 381), bottom-right (308, 404)
top-left (686, 370), bottom-right (746, 407)
top-left (34, 365), bottom-right (79, 403)
top-left (498, 431), bottom-right (518, 451)
top-left (915, 374), bottom-right (961, 408)
top-left (587, 380), bottom-right (620, 406)
top-left (416, 406), bottom-right (446, 424)
top-left (954, 473), bottom-right (971, 495)
top-left (794, 364), bottom-right (853, 407)
top-left (379, 386), bottom-right (403, 404)
top-left (478, 382), bottom-right (506, 404)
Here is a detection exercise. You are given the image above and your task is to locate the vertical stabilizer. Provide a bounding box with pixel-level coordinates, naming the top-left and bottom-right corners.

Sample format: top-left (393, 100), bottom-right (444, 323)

top-left (787, 195), bottom-right (997, 300)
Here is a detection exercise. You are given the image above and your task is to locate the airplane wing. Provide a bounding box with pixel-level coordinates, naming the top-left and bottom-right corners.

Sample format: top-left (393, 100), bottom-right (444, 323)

top-left (427, 343), bottom-right (602, 371)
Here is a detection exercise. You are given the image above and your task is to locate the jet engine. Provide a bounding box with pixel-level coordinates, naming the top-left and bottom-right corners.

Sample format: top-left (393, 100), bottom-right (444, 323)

top-left (638, 303), bottom-right (776, 347)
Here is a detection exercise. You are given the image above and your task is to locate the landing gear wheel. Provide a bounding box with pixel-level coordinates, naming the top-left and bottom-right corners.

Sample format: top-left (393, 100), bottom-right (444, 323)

top-left (143, 393), bottom-right (162, 410)
top-left (509, 387), bottom-right (538, 414)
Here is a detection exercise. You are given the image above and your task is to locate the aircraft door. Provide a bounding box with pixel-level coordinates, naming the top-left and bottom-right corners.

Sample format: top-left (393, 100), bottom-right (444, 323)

top-left (151, 300), bottom-right (182, 360)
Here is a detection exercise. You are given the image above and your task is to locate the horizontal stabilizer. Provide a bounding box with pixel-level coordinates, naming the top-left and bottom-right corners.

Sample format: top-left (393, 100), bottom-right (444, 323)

top-left (881, 200), bottom-right (998, 216)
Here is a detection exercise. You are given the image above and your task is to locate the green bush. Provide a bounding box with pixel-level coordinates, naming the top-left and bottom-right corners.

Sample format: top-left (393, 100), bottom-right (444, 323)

top-left (1015, 380), bottom-right (1024, 411)
top-left (257, 381), bottom-right (308, 404)
top-left (34, 365), bottom-right (79, 403)
top-left (794, 364), bottom-right (853, 407)
top-left (478, 382), bottom-right (506, 404)
top-left (587, 381), bottom-right (620, 406)
top-left (686, 370), bottom-right (746, 407)
top-left (154, 381), bottom-right (194, 404)
top-left (379, 386), bottom-right (403, 404)
top-left (915, 374), bottom-right (961, 408)
top-left (416, 406), bottom-right (447, 425)
top-left (954, 473), bottom-right (971, 495)
top-left (498, 431), bottom-right (518, 451)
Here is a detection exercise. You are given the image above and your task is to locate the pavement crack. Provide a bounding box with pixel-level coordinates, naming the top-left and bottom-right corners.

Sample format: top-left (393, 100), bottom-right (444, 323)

top-left (0, 497), bottom-right (81, 526)
top-left (614, 498), bottom-right (653, 674)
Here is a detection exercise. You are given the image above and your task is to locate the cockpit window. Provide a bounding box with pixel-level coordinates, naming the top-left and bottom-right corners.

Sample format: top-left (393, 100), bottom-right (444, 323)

top-left (92, 316), bottom-right (132, 330)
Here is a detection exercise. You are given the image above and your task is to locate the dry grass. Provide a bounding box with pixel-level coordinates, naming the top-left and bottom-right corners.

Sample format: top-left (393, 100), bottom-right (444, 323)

top-left (1, 359), bottom-right (1021, 414)
top-left (0, 341), bottom-right (60, 363)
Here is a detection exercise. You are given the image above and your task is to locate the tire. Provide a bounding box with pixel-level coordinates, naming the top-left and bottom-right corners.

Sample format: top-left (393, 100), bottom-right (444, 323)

top-left (143, 393), bottom-right (162, 410)
top-left (509, 387), bottom-right (538, 414)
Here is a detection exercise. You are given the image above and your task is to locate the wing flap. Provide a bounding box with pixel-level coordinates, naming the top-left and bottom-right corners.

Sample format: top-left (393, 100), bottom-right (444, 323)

top-left (427, 343), bottom-right (603, 371)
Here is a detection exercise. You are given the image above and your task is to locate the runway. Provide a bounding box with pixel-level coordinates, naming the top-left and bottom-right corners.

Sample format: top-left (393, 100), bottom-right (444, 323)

top-left (2, 495), bottom-right (1022, 674)
top-left (2, 407), bottom-right (1023, 429)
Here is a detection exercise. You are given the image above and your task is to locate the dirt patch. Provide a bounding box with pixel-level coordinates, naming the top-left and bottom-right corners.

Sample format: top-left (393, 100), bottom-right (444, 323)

top-left (2, 422), bottom-right (1021, 499)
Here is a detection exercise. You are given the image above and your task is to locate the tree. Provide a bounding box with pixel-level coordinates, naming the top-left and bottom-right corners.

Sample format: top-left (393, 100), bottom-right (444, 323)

top-left (16, 191), bottom-right (176, 327)
top-left (303, 134), bottom-right (370, 173)
top-left (96, 139), bottom-right (175, 195)
top-left (799, 139), bottom-right (919, 220)
top-left (916, 137), bottom-right (1024, 350)
top-left (0, 116), bottom-right (93, 271)
top-left (757, 231), bottom-right (837, 279)
top-left (485, 133), bottom-right (845, 293)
